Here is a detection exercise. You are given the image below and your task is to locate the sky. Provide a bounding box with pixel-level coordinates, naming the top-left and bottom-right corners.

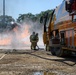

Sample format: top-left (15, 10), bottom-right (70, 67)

top-left (0, 0), bottom-right (63, 19)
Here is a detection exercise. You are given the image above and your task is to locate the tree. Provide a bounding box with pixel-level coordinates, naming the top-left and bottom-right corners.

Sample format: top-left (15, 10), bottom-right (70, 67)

top-left (0, 15), bottom-right (15, 32)
top-left (17, 13), bottom-right (37, 23)
top-left (17, 9), bottom-right (53, 23)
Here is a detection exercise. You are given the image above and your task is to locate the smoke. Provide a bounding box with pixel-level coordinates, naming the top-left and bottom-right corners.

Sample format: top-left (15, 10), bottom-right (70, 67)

top-left (0, 23), bottom-right (30, 49)
top-left (21, 19), bottom-right (44, 48)
top-left (0, 18), bottom-right (44, 49)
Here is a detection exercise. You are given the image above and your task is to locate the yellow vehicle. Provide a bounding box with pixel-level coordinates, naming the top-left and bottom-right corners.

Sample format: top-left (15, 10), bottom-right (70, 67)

top-left (40, 0), bottom-right (76, 56)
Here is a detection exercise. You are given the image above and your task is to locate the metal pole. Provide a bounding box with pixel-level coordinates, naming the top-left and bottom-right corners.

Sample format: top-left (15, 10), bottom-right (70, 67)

top-left (3, 0), bottom-right (5, 24)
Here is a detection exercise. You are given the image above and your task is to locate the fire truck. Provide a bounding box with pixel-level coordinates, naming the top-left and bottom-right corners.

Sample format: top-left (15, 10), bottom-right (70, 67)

top-left (40, 0), bottom-right (76, 56)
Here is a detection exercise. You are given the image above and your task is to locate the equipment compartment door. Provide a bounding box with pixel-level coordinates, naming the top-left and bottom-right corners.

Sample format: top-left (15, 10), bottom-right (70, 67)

top-left (60, 31), bottom-right (65, 45)
top-left (66, 29), bottom-right (74, 47)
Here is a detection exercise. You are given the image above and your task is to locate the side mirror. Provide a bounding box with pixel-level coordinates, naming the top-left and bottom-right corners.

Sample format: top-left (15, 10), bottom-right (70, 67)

top-left (40, 16), bottom-right (43, 23)
top-left (40, 13), bottom-right (49, 23)
top-left (65, 1), bottom-right (68, 10)
top-left (65, 1), bottom-right (72, 12)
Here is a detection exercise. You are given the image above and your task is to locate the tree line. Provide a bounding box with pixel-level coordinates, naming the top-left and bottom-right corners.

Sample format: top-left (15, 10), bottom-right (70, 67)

top-left (0, 9), bottom-right (53, 32)
top-left (17, 9), bottom-right (53, 23)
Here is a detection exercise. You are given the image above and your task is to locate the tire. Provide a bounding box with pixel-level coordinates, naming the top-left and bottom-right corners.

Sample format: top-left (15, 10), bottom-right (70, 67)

top-left (55, 47), bottom-right (64, 57)
top-left (50, 47), bottom-right (56, 55)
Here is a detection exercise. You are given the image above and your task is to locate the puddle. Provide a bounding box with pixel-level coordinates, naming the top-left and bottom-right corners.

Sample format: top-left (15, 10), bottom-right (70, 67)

top-left (34, 72), bottom-right (43, 75)
top-left (33, 72), bottom-right (57, 75)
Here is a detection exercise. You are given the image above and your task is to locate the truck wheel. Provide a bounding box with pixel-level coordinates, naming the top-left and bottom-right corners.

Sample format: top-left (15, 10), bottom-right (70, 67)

top-left (50, 47), bottom-right (56, 55)
top-left (55, 47), bottom-right (64, 57)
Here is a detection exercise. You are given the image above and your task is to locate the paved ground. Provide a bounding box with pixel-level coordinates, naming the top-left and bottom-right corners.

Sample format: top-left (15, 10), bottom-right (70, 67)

top-left (0, 49), bottom-right (76, 75)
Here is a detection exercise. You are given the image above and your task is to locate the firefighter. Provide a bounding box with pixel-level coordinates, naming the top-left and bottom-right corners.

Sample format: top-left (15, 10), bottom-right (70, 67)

top-left (35, 33), bottom-right (39, 50)
top-left (30, 32), bottom-right (37, 50)
top-left (30, 32), bottom-right (39, 50)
